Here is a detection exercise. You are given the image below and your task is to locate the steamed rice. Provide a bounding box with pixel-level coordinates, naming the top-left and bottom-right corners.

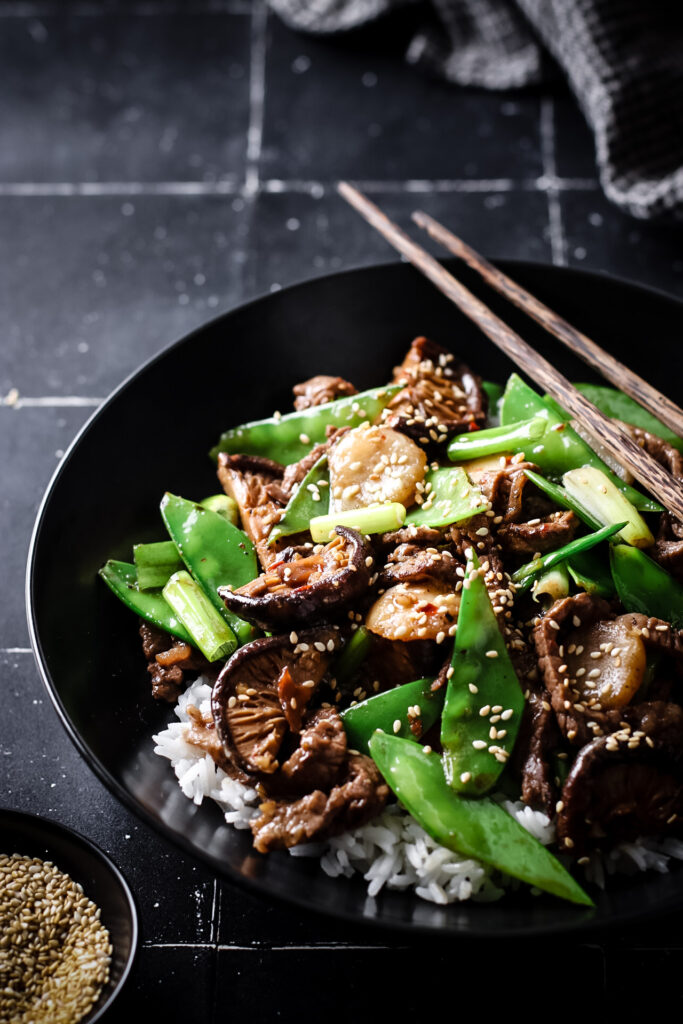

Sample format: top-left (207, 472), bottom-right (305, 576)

top-left (153, 676), bottom-right (683, 905)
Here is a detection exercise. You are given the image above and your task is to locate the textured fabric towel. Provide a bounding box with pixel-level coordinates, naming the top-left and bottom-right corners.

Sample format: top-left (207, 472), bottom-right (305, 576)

top-left (269, 0), bottom-right (683, 220)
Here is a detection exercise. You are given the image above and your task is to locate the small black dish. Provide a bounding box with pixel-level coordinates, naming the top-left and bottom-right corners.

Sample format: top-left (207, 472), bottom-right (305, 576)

top-left (27, 258), bottom-right (683, 937)
top-left (0, 808), bottom-right (138, 1023)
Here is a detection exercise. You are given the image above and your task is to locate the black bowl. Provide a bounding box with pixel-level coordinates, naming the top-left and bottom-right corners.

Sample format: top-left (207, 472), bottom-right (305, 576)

top-left (27, 259), bottom-right (683, 937)
top-left (0, 808), bottom-right (138, 1021)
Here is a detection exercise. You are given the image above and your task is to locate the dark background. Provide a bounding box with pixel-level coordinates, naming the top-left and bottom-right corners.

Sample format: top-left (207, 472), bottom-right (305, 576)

top-left (2, 1), bottom-right (683, 1017)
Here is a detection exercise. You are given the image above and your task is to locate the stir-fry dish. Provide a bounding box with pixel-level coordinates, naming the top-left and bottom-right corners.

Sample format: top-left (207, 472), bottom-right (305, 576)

top-left (101, 337), bottom-right (683, 906)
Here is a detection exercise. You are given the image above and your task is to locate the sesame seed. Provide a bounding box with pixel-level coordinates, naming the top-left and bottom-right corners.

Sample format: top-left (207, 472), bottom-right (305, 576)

top-left (393, 720), bottom-right (401, 734)
top-left (479, 705), bottom-right (491, 717)
top-left (469, 684), bottom-right (479, 694)
top-left (472, 740), bottom-right (487, 749)
top-left (289, 631), bottom-right (298, 644)
top-left (299, 433), bottom-right (310, 444)
top-left (485, 650), bottom-right (498, 658)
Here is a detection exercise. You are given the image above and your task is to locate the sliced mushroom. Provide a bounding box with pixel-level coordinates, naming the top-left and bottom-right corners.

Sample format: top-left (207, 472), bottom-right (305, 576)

top-left (385, 336), bottom-right (486, 443)
top-left (211, 626), bottom-right (342, 778)
top-left (365, 581), bottom-right (460, 642)
top-left (328, 423), bottom-right (426, 512)
top-left (556, 701), bottom-right (683, 853)
top-left (219, 526), bottom-right (373, 631)
top-left (250, 750), bottom-right (389, 853)
top-left (217, 453), bottom-right (286, 569)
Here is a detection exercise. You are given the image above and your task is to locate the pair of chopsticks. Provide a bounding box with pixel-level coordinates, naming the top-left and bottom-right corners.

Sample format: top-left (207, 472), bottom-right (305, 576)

top-left (337, 181), bottom-right (683, 523)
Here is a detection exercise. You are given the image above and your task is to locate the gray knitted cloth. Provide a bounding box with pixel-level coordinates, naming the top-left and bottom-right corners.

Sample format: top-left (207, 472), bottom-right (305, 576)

top-left (269, 0), bottom-right (683, 220)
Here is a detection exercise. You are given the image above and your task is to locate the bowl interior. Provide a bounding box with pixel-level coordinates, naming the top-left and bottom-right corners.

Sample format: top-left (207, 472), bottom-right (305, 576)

top-left (28, 259), bottom-right (683, 936)
top-left (1, 809), bottom-right (137, 1021)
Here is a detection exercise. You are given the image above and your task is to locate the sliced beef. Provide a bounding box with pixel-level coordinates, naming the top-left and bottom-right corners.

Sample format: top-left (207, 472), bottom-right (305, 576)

top-left (378, 546), bottom-right (461, 588)
top-left (514, 683), bottom-right (563, 816)
top-left (220, 527), bottom-right (373, 631)
top-left (385, 337), bottom-right (486, 444)
top-left (278, 708), bottom-right (348, 794)
top-left (139, 621), bottom-right (209, 703)
top-left (556, 701), bottom-right (683, 852)
top-left (379, 524), bottom-right (447, 550)
top-left (217, 453), bottom-right (286, 570)
top-left (250, 751), bottom-right (389, 853)
top-left (477, 461), bottom-right (556, 524)
top-left (293, 374), bottom-right (357, 412)
top-left (496, 509), bottom-right (578, 558)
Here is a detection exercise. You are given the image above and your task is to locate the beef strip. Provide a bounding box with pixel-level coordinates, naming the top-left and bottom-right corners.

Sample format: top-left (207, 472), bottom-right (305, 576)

top-left (139, 621), bottom-right (209, 703)
top-left (384, 337), bottom-right (486, 444)
top-left (277, 707), bottom-right (348, 795)
top-left (556, 700), bottom-right (683, 853)
top-left (250, 750), bottom-right (389, 853)
top-left (378, 546), bottom-right (462, 588)
top-left (293, 374), bottom-right (357, 412)
top-left (496, 510), bottom-right (578, 558)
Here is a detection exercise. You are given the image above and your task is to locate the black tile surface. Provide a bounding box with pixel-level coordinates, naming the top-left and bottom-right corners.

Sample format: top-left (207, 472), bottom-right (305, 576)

top-left (0, 11), bottom-right (250, 183)
top-left (2, 2), bottom-right (683, 1019)
top-left (261, 15), bottom-right (543, 182)
top-left (0, 195), bottom-right (248, 396)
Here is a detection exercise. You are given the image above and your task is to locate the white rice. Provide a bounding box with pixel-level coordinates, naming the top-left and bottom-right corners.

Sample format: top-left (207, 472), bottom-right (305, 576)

top-left (153, 676), bottom-right (683, 905)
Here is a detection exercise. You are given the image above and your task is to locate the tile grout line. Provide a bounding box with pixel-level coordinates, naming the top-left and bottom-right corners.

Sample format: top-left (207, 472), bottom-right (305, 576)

top-left (0, 178), bottom-right (599, 198)
top-left (540, 98), bottom-right (567, 267)
top-left (209, 878), bottom-right (219, 945)
top-left (244, 0), bottom-right (268, 198)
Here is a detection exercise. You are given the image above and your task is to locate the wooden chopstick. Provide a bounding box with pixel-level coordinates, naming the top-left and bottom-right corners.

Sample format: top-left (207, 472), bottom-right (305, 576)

top-left (411, 209), bottom-right (683, 441)
top-left (337, 180), bottom-right (683, 522)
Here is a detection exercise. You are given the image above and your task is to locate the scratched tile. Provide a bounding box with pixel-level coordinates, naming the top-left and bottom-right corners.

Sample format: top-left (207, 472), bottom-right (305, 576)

top-left (261, 14), bottom-right (542, 182)
top-left (0, 195), bottom-right (248, 397)
top-left (243, 188), bottom-right (551, 298)
top-left (0, 11), bottom-right (250, 183)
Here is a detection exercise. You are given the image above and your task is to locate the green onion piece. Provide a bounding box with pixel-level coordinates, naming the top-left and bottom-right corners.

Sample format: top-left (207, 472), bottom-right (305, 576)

top-left (566, 548), bottom-right (614, 598)
top-left (562, 467), bottom-right (654, 549)
top-left (523, 469), bottom-right (602, 531)
top-left (512, 521), bottom-right (626, 594)
top-left (531, 564), bottom-right (570, 606)
top-left (199, 494), bottom-right (240, 526)
top-left (309, 502), bottom-right (406, 543)
top-left (268, 454), bottom-right (329, 546)
top-left (133, 541), bottom-right (184, 591)
top-left (99, 560), bottom-right (193, 644)
top-left (210, 384), bottom-right (402, 465)
top-left (341, 677), bottom-right (441, 756)
top-left (404, 467), bottom-right (487, 529)
top-left (332, 626), bottom-right (373, 688)
top-left (368, 732), bottom-right (593, 907)
top-left (448, 416), bottom-right (546, 461)
top-left (162, 570), bottom-right (237, 662)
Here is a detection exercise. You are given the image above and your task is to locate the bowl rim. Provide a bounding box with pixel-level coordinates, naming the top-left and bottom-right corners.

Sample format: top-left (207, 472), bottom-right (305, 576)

top-left (0, 806), bottom-right (139, 1021)
top-left (25, 257), bottom-right (683, 939)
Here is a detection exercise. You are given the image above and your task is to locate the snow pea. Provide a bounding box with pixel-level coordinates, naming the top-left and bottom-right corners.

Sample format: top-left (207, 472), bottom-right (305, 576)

top-left (341, 677), bottom-right (441, 756)
top-left (499, 374), bottom-right (661, 512)
top-left (610, 544), bottom-right (683, 629)
top-left (332, 626), bottom-right (373, 687)
top-left (481, 379), bottom-right (504, 413)
top-left (440, 551), bottom-right (524, 795)
top-left (161, 493), bottom-right (259, 645)
top-left (566, 548), bottom-right (614, 598)
top-left (98, 559), bottom-right (193, 644)
top-left (210, 384), bottom-right (402, 466)
top-left (369, 732), bottom-right (594, 907)
top-left (404, 467), bottom-right (487, 529)
top-left (447, 416), bottom-right (546, 461)
top-left (268, 454), bottom-right (329, 546)
top-left (512, 521), bottom-right (626, 595)
top-left (546, 384), bottom-right (683, 454)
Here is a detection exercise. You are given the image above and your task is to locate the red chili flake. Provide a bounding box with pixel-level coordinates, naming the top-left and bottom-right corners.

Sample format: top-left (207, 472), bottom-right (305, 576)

top-left (467, 420), bottom-right (481, 432)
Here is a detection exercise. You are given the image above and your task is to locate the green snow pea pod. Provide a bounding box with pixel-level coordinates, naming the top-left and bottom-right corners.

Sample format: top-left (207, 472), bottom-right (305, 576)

top-left (440, 551), bottom-right (524, 795)
top-left (210, 384), bottom-right (402, 466)
top-left (512, 521), bottom-right (626, 595)
top-left (481, 379), bottom-right (504, 412)
top-left (447, 416), bottom-right (546, 462)
top-left (498, 374), bottom-right (661, 512)
top-left (98, 559), bottom-right (193, 644)
top-left (332, 626), bottom-right (373, 688)
top-left (161, 493), bottom-right (259, 645)
top-left (566, 548), bottom-right (614, 598)
top-left (545, 384), bottom-right (683, 454)
top-left (610, 545), bottom-right (683, 629)
top-left (369, 732), bottom-right (593, 907)
top-left (268, 454), bottom-right (329, 546)
top-left (404, 467), bottom-right (487, 529)
top-left (341, 677), bottom-right (441, 756)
